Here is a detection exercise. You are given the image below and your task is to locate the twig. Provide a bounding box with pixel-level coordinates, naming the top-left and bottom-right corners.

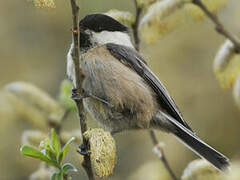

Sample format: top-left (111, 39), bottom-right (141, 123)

top-left (192, 0), bottom-right (240, 53)
top-left (132, 1), bottom-right (178, 179)
top-left (69, 0), bottom-right (94, 179)
top-left (132, 0), bottom-right (142, 51)
top-left (149, 130), bottom-right (178, 180)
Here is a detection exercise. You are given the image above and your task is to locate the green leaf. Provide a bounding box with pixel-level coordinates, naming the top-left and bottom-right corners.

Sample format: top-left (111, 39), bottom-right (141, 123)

top-left (46, 147), bottom-right (57, 162)
top-left (58, 137), bottom-right (75, 164)
top-left (58, 80), bottom-right (76, 112)
top-left (51, 129), bottom-right (61, 155)
top-left (62, 163), bottom-right (78, 174)
top-left (51, 172), bottom-right (63, 180)
top-left (20, 145), bottom-right (58, 167)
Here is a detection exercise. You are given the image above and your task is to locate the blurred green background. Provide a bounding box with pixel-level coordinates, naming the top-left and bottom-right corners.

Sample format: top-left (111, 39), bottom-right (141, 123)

top-left (0, 0), bottom-right (240, 179)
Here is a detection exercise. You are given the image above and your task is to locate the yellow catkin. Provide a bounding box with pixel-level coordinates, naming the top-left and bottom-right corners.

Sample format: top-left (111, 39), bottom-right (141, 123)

top-left (140, 0), bottom-right (188, 43)
top-left (32, 0), bottom-right (56, 9)
top-left (213, 40), bottom-right (240, 89)
top-left (22, 130), bottom-right (48, 147)
top-left (84, 128), bottom-right (117, 178)
top-left (184, 0), bottom-right (230, 20)
top-left (105, 9), bottom-right (134, 26)
top-left (5, 82), bottom-right (65, 125)
top-left (136, 0), bottom-right (157, 8)
top-left (214, 54), bottom-right (240, 89)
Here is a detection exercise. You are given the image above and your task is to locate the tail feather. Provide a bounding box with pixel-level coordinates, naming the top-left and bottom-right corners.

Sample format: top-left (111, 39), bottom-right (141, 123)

top-left (152, 111), bottom-right (230, 171)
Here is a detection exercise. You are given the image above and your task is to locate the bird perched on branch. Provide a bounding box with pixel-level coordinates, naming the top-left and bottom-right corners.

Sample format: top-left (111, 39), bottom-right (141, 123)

top-left (67, 13), bottom-right (229, 171)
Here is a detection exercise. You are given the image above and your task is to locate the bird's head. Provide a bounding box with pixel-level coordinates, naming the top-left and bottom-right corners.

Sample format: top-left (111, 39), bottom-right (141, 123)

top-left (79, 13), bottom-right (134, 52)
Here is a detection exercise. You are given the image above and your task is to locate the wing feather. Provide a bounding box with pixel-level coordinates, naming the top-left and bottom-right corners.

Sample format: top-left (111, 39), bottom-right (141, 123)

top-left (106, 43), bottom-right (193, 132)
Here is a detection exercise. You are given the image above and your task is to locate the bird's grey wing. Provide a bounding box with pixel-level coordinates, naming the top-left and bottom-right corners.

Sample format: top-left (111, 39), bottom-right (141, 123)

top-left (106, 43), bottom-right (193, 132)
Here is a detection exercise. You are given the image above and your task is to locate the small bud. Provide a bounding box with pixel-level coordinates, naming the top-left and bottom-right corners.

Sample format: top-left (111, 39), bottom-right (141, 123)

top-left (213, 40), bottom-right (240, 89)
top-left (152, 142), bottom-right (165, 158)
top-left (140, 0), bottom-right (189, 43)
top-left (181, 159), bottom-right (224, 180)
top-left (105, 9), bottom-right (134, 26)
top-left (185, 0), bottom-right (230, 20)
top-left (22, 130), bottom-right (48, 147)
top-left (128, 161), bottom-right (172, 180)
top-left (84, 128), bottom-right (117, 178)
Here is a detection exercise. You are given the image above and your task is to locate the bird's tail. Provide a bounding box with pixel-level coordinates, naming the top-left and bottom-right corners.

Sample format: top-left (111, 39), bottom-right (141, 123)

top-left (151, 111), bottom-right (230, 171)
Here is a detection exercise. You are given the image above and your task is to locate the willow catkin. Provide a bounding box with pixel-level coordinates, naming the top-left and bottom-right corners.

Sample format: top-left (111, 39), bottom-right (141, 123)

top-left (105, 9), bottom-right (134, 26)
top-left (140, 0), bottom-right (189, 43)
top-left (32, 0), bottom-right (56, 9)
top-left (5, 81), bottom-right (65, 125)
top-left (185, 0), bottom-right (230, 20)
top-left (214, 40), bottom-right (240, 89)
top-left (84, 128), bottom-right (117, 178)
top-left (181, 159), bottom-right (224, 180)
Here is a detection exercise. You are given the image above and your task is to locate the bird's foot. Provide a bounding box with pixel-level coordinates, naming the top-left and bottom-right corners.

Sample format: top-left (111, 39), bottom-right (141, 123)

top-left (71, 88), bottom-right (114, 108)
top-left (71, 88), bottom-right (89, 102)
top-left (77, 143), bottom-right (90, 156)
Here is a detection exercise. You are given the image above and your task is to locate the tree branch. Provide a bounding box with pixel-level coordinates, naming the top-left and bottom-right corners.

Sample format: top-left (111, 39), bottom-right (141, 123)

top-left (192, 0), bottom-right (240, 53)
top-left (149, 130), bottom-right (178, 180)
top-left (132, 1), bottom-right (178, 179)
top-left (132, 0), bottom-right (142, 51)
top-left (69, 0), bottom-right (94, 179)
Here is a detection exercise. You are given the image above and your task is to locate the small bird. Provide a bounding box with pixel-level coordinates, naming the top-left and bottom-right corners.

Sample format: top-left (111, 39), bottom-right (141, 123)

top-left (67, 13), bottom-right (229, 171)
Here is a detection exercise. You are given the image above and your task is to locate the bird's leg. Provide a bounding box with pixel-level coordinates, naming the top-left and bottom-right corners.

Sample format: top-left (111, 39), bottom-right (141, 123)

top-left (71, 88), bottom-right (114, 108)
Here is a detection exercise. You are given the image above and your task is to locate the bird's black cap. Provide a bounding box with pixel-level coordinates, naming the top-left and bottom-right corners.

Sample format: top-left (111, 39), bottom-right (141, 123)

top-left (79, 14), bottom-right (128, 32)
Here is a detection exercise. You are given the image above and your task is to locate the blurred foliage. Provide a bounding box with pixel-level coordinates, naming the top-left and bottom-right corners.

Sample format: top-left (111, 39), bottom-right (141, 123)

top-left (214, 40), bottom-right (240, 89)
top-left (5, 81), bottom-right (65, 126)
top-left (104, 9), bottom-right (135, 27)
top-left (21, 129), bottom-right (77, 180)
top-left (29, 163), bottom-right (56, 180)
top-left (58, 80), bottom-right (76, 112)
top-left (127, 160), bottom-right (172, 180)
top-left (181, 159), bottom-right (224, 180)
top-left (185, 0), bottom-right (230, 20)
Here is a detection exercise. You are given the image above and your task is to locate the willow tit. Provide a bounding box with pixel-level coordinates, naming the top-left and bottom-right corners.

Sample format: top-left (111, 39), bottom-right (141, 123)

top-left (67, 14), bottom-right (229, 171)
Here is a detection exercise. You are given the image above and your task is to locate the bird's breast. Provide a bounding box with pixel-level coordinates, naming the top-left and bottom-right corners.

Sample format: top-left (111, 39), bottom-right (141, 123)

top-left (80, 45), bottom-right (158, 131)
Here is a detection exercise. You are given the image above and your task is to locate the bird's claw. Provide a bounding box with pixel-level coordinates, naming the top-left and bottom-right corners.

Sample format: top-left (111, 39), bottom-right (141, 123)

top-left (77, 143), bottom-right (89, 156)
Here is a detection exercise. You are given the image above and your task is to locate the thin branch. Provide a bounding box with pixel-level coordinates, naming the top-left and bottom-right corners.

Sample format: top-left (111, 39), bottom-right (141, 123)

top-left (132, 1), bottom-right (178, 179)
top-left (132, 0), bottom-right (143, 51)
top-left (69, 0), bottom-right (94, 179)
top-left (149, 130), bottom-right (178, 180)
top-left (192, 0), bottom-right (240, 53)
